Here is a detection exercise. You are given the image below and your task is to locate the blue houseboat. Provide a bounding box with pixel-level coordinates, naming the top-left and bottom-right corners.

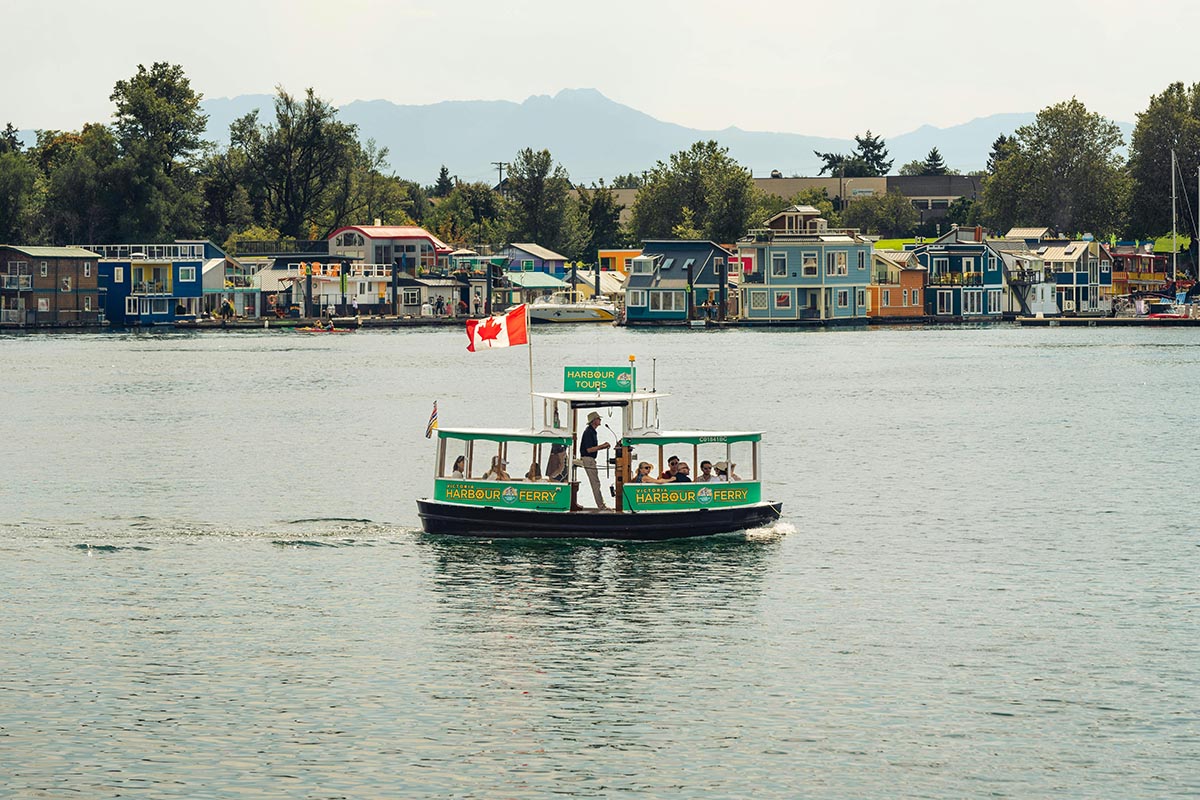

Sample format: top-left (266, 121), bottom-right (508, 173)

top-left (92, 242), bottom-right (212, 326)
top-left (623, 240), bottom-right (736, 324)
top-left (908, 226), bottom-right (1007, 319)
top-left (737, 206), bottom-right (871, 324)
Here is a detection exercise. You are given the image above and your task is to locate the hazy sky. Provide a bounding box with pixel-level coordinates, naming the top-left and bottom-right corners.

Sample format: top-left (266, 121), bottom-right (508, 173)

top-left (3, 0), bottom-right (1194, 136)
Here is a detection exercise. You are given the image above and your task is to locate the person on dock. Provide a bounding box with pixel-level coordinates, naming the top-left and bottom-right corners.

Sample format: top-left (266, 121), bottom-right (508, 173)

top-left (580, 412), bottom-right (609, 510)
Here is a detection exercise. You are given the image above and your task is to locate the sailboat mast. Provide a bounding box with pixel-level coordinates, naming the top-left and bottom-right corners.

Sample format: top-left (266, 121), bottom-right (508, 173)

top-left (1171, 149), bottom-right (1177, 283)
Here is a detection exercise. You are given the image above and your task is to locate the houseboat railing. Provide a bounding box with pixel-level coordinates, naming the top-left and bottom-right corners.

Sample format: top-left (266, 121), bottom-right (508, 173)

top-left (930, 272), bottom-right (983, 286)
top-left (81, 244), bottom-right (206, 261)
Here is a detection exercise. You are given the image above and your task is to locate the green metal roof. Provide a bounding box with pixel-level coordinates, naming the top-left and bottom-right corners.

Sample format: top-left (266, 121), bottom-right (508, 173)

top-left (438, 427), bottom-right (572, 445)
top-left (623, 431), bottom-right (763, 445)
top-left (5, 246), bottom-right (100, 258)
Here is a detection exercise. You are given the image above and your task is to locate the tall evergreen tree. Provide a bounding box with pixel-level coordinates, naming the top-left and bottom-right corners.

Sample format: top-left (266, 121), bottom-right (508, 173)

top-left (433, 165), bottom-right (454, 197)
top-left (506, 148), bottom-right (573, 252)
top-left (921, 147), bottom-right (948, 176)
top-left (854, 131), bottom-right (893, 176)
top-left (986, 134), bottom-right (1015, 174)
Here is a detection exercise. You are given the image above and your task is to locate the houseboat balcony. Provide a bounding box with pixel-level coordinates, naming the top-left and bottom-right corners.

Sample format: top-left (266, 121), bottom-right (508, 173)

top-left (742, 272), bottom-right (765, 284)
top-left (2, 275), bottom-right (33, 290)
top-left (132, 281), bottom-right (172, 295)
top-left (1007, 268), bottom-right (1050, 284)
top-left (930, 271), bottom-right (983, 286)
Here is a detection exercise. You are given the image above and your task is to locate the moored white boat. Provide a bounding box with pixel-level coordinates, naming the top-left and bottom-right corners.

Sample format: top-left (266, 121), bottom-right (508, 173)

top-left (527, 291), bottom-right (616, 323)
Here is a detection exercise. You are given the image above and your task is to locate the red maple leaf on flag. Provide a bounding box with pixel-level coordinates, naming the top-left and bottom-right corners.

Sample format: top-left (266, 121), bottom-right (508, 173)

top-left (476, 317), bottom-right (503, 344)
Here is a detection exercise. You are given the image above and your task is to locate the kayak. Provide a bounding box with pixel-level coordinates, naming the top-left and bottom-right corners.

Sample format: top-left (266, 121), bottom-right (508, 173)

top-left (297, 326), bottom-right (354, 333)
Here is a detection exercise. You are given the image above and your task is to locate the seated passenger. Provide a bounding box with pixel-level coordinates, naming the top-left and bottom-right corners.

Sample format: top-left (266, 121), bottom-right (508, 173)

top-left (483, 456), bottom-right (511, 481)
top-left (713, 461), bottom-right (741, 482)
top-left (546, 444), bottom-right (568, 482)
top-left (451, 455), bottom-right (466, 479)
top-left (660, 455), bottom-right (680, 480)
top-left (672, 462), bottom-right (692, 482)
top-left (632, 461), bottom-right (672, 483)
top-left (696, 461), bottom-right (715, 482)
top-left (525, 462), bottom-right (544, 481)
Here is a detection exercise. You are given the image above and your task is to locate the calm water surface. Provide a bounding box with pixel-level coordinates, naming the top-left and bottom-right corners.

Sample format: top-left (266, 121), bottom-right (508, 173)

top-left (1, 325), bottom-right (1198, 798)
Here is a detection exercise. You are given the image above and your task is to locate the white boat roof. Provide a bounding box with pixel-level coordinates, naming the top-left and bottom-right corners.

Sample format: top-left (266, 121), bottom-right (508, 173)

top-left (438, 427), bottom-right (572, 441)
top-left (625, 430), bottom-right (764, 439)
top-left (533, 391), bottom-right (669, 402)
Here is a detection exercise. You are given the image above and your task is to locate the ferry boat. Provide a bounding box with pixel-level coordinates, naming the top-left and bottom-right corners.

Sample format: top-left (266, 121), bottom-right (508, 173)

top-left (416, 364), bottom-right (783, 540)
top-left (527, 291), bottom-right (617, 323)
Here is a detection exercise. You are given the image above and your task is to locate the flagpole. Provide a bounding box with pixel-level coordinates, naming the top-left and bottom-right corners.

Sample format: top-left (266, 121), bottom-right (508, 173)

top-left (526, 304), bottom-right (535, 430)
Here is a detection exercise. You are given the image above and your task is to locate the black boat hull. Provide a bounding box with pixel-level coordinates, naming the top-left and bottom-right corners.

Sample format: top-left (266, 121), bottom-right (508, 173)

top-left (416, 499), bottom-right (784, 540)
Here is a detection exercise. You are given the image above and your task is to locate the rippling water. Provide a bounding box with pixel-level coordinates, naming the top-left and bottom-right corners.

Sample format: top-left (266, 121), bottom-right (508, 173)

top-left (2, 325), bottom-right (1198, 798)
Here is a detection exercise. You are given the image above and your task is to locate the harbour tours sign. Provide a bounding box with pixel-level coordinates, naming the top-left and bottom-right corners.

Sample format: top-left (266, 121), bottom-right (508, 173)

top-left (622, 482), bottom-right (761, 511)
top-left (563, 366), bottom-right (633, 393)
top-left (435, 479), bottom-right (570, 511)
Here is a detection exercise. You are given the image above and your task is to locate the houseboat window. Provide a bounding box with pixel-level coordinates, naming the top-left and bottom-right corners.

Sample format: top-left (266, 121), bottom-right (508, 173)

top-left (802, 252), bottom-right (818, 276)
top-left (774, 291), bottom-right (791, 309)
top-left (771, 253), bottom-right (787, 278)
top-left (179, 267), bottom-right (196, 282)
top-left (883, 289), bottom-right (891, 307)
top-left (963, 291), bottom-right (982, 314)
top-left (661, 258), bottom-right (675, 271)
top-left (856, 289), bottom-right (865, 309)
top-left (988, 289), bottom-right (1002, 314)
top-left (826, 252), bottom-right (848, 276)
top-left (932, 257), bottom-right (949, 276)
top-left (836, 290), bottom-right (849, 308)
top-left (749, 290), bottom-right (768, 310)
top-left (857, 251), bottom-right (866, 270)
top-left (61, 276), bottom-right (71, 292)
top-left (402, 289), bottom-right (420, 305)
top-left (38, 298), bottom-right (48, 312)
top-left (84, 263), bottom-right (92, 277)
top-left (84, 296), bottom-right (92, 312)
top-left (623, 258), bottom-right (632, 271)
top-left (626, 289), bottom-right (646, 307)
top-left (937, 290), bottom-right (952, 314)
top-left (40, 262), bottom-right (48, 277)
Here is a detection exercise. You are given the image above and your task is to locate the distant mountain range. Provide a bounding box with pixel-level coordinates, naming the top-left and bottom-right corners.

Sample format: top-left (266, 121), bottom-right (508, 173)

top-left (26, 88), bottom-right (1136, 186)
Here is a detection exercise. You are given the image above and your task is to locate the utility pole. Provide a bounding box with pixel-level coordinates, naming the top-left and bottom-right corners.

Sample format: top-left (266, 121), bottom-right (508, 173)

top-left (492, 161), bottom-right (508, 196)
top-left (1172, 149), bottom-right (1177, 283)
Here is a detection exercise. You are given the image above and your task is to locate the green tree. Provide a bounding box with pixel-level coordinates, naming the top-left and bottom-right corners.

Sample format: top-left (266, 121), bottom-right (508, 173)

top-left (630, 140), bottom-right (755, 241)
top-left (0, 150), bottom-right (38, 242)
top-left (610, 172), bottom-right (644, 189)
top-left (197, 147), bottom-right (253, 246)
top-left (40, 124), bottom-right (121, 244)
top-left (433, 164), bottom-right (454, 197)
top-left (427, 181), bottom-right (506, 249)
top-left (898, 159), bottom-right (925, 176)
top-left (671, 207), bottom-right (703, 239)
top-left (814, 151), bottom-right (871, 177)
top-left (854, 130), bottom-right (893, 176)
top-left (107, 63), bottom-right (208, 240)
top-left (921, 147), bottom-right (948, 175)
top-left (0, 123), bottom-right (21, 154)
top-left (1127, 82), bottom-right (1200, 238)
top-left (232, 87), bottom-right (359, 238)
top-left (986, 134), bottom-right (1015, 174)
top-left (982, 98), bottom-right (1128, 236)
top-left (506, 147), bottom-right (574, 251)
top-left (576, 181), bottom-right (624, 261)
top-left (842, 190), bottom-right (918, 237)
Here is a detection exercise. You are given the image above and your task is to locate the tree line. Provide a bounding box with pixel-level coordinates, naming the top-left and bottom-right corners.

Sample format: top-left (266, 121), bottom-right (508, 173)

top-left (0, 66), bottom-right (1197, 256)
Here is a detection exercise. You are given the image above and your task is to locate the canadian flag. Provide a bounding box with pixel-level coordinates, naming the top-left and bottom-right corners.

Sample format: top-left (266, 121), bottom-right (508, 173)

top-left (466, 304), bottom-right (529, 352)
